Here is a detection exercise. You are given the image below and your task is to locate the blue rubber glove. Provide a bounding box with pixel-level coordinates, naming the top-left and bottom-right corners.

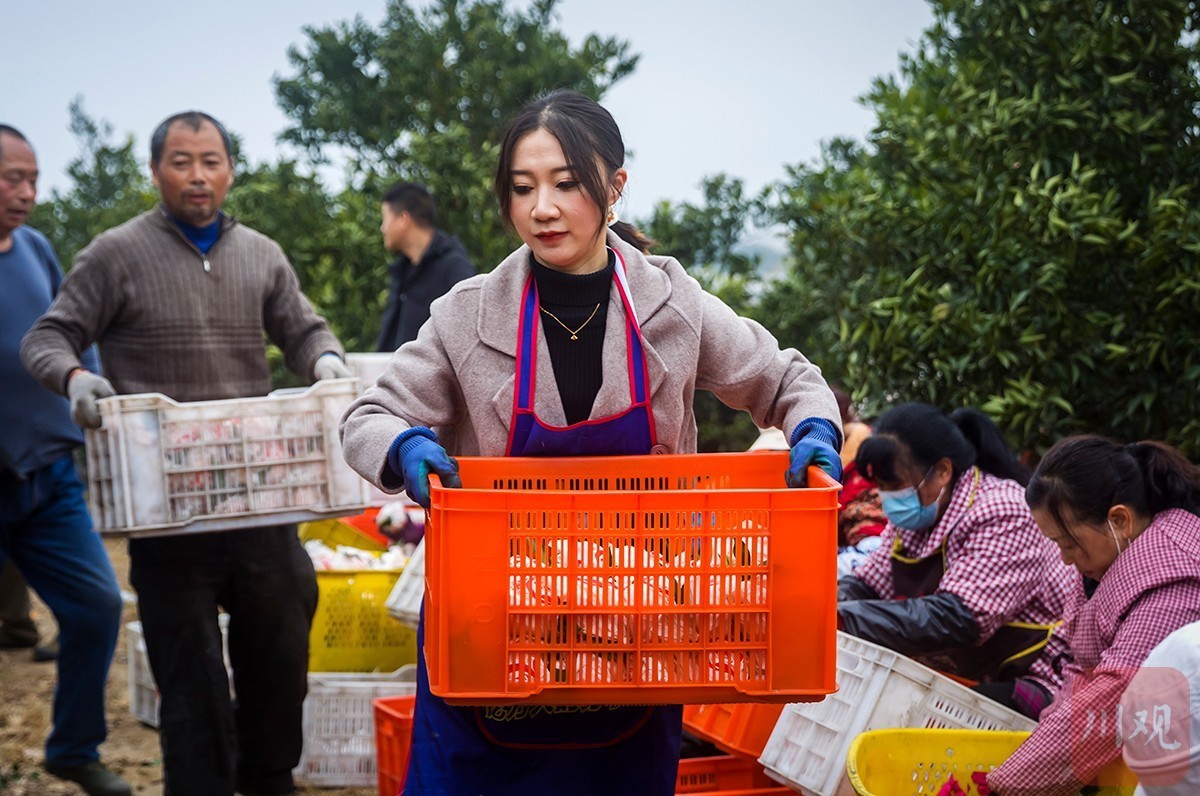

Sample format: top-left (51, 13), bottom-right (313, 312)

top-left (786, 417), bottom-right (843, 487)
top-left (386, 427), bottom-right (462, 508)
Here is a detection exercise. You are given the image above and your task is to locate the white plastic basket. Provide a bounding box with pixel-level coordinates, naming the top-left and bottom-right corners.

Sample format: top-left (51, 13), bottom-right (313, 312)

top-left (345, 352), bottom-right (393, 388)
top-left (87, 379), bottom-right (368, 537)
top-left (295, 667), bottom-right (418, 787)
top-left (126, 617), bottom-right (232, 727)
top-left (758, 631), bottom-right (1037, 796)
top-left (384, 537), bottom-right (424, 629)
top-left (127, 621), bottom-right (158, 727)
top-left (126, 619), bottom-right (416, 787)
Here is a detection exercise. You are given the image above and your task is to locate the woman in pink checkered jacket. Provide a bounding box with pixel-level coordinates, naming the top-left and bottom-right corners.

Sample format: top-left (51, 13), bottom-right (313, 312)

top-left (987, 436), bottom-right (1200, 796)
top-left (838, 403), bottom-right (1076, 718)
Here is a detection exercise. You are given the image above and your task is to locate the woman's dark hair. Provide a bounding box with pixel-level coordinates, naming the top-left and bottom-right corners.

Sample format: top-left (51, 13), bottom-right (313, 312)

top-left (494, 89), bottom-right (654, 253)
top-left (831, 387), bottom-right (857, 426)
top-left (856, 403), bottom-right (1030, 486)
top-left (1026, 435), bottom-right (1200, 537)
top-left (611, 222), bottom-right (655, 254)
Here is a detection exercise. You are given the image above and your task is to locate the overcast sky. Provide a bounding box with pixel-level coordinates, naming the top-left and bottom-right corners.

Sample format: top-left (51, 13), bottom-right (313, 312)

top-left (3, 1), bottom-right (933, 228)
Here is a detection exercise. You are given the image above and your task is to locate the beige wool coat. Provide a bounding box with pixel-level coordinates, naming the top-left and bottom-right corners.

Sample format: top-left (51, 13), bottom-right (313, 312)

top-left (340, 232), bottom-right (840, 491)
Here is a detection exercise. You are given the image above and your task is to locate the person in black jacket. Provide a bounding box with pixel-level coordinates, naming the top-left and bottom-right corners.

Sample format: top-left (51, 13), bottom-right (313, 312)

top-left (375, 183), bottom-right (475, 351)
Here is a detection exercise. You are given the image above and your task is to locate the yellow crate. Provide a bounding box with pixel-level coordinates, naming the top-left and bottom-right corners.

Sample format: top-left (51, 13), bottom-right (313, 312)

top-left (309, 570), bottom-right (417, 673)
top-left (846, 728), bottom-right (1137, 796)
top-left (299, 518), bottom-right (386, 553)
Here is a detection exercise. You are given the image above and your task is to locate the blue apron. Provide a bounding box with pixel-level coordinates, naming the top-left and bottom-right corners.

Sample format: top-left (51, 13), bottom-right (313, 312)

top-left (404, 249), bottom-right (682, 795)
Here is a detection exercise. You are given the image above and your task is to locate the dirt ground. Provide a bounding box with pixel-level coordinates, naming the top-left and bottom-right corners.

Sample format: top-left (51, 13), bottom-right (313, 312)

top-left (0, 539), bottom-right (376, 796)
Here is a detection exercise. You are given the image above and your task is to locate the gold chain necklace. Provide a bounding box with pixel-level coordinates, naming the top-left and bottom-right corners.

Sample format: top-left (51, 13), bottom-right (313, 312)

top-left (540, 303), bottom-right (601, 341)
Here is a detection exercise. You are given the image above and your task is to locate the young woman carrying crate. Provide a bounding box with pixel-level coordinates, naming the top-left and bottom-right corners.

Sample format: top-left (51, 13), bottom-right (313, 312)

top-left (340, 90), bottom-right (842, 795)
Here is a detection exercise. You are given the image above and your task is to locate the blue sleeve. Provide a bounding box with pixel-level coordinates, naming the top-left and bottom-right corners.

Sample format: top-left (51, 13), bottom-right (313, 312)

top-left (80, 343), bottom-right (102, 375)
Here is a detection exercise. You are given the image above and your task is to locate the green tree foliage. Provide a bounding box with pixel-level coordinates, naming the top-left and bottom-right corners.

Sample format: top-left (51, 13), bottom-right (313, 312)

top-left (30, 104), bottom-right (386, 381)
top-left (224, 162), bottom-right (386, 384)
top-left (33, 0), bottom-right (639, 376)
top-left (29, 98), bottom-right (156, 265)
top-left (27, 106), bottom-right (374, 341)
top-left (640, 175), bottom-right (765, 451)
top-left (643, 174), bottom-right (761, 315)
top-left (273, 0), bottom-right (638, 269)
top-left (226, 162), bottom-right (384, 354)
top-left (763, 0), bottom-right (1200, 455)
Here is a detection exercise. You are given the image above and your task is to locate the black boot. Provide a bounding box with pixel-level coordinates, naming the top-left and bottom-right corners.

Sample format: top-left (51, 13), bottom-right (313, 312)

top-left (32, 636), bottom-right (59, 662)
top-left (44, 760), bottom-right (132, 796)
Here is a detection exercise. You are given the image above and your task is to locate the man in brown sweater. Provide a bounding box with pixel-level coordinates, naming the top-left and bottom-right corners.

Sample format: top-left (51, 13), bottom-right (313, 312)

top-left (22, 111), bottom-right (350, 796)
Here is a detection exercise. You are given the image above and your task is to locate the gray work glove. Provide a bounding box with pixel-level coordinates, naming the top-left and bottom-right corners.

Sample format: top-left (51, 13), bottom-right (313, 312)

top-left (67, 371), bottom-right (116, 429)
top-left (313, 353), bottom-right (352, 381)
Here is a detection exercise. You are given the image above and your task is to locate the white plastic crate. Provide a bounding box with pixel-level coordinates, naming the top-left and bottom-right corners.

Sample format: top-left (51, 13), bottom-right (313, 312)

top-left (87, 379), bottom-right (368, 537)
top-left (345, 352), bottom-right (392, 388)
top-left (384, 537), bottom-right (424, 629)
top-left (295, 667), bottom-right (418, 787)
top-left (347, 353), bottom-right (409, 505)
top-left (127, 619), bottom-right (416, 788)
top-left (126, 617), bottom-right (232, 727)
top-left (758, 631), bottom-right (1037, 796)
top-left (127, 621), bottom-right (158, 727)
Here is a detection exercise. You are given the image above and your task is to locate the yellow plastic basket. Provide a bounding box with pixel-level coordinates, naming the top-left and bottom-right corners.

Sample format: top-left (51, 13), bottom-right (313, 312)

top-left (309, 570), bottom-right (418, 673)
top-left (299, 518), bottom-right (386, 553)
top-left (845, 728), bottom-right (1138, 796)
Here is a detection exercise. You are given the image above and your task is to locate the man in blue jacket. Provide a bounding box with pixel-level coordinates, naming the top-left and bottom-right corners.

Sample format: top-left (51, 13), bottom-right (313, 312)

top-left (0, 124), bottom-right (127, 795)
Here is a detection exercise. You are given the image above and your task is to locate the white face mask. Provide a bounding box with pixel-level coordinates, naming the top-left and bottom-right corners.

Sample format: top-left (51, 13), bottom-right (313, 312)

top-left (1107, 518), bottom-right (1124, 555)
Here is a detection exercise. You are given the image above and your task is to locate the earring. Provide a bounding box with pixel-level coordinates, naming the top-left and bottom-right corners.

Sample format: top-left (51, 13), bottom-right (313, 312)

top-left (606, 205), bottom-right (619, 227)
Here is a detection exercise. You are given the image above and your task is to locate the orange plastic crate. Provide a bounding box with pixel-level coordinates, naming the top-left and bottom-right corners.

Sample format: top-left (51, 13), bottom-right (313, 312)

top-left (342, 506), bottom-right (391, 547)
top-left (425, 452), bottom-right (839, 705)
top-left (683, 702), bottom-right (784, 759)
top-left (374, 694), bottom-right (416, 796)
top-left (674, 755), bottom-right (784, 794)
top-left (375, 722), bottom-right (785, 796)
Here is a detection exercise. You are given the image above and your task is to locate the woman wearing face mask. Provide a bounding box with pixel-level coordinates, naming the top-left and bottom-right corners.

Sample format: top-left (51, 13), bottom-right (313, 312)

top-left (986, 436), bottom-right (1200, 796)
top-left (837, 403), bottom-right (1075, 717)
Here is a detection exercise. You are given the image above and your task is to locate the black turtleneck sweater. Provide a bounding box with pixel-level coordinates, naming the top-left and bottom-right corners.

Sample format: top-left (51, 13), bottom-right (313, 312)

top-left (530, 252), bottom-right (614, 425)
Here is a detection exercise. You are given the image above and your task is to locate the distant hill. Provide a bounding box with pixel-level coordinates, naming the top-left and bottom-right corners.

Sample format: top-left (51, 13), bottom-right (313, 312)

top-left (735, 225), bottom-right (788, 279)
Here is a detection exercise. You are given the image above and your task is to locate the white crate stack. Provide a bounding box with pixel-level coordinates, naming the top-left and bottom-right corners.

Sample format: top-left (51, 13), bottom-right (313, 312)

top-left (126, 620), bottom-right (416, 787)
top-left (126, 620), bottom-right (160, 727)
top-left (87, 379), bottom-right (368, 537)
top-left (296, 669), bottom-right (418, 787)
top-left (384, 537), bottom-right (424, 629)
top-left (127, 618), bottom-right (233, 727)
top-left (758, 631), bottom-right (1037, 796)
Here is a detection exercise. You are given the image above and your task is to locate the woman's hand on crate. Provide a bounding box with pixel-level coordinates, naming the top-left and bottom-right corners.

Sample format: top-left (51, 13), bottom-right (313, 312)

top-left (786, 417), bottom-right (843, 486)
top-left (387, 427), bottom-right (462, 508)
top-left (67, 370), bottom-right (116, 429)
